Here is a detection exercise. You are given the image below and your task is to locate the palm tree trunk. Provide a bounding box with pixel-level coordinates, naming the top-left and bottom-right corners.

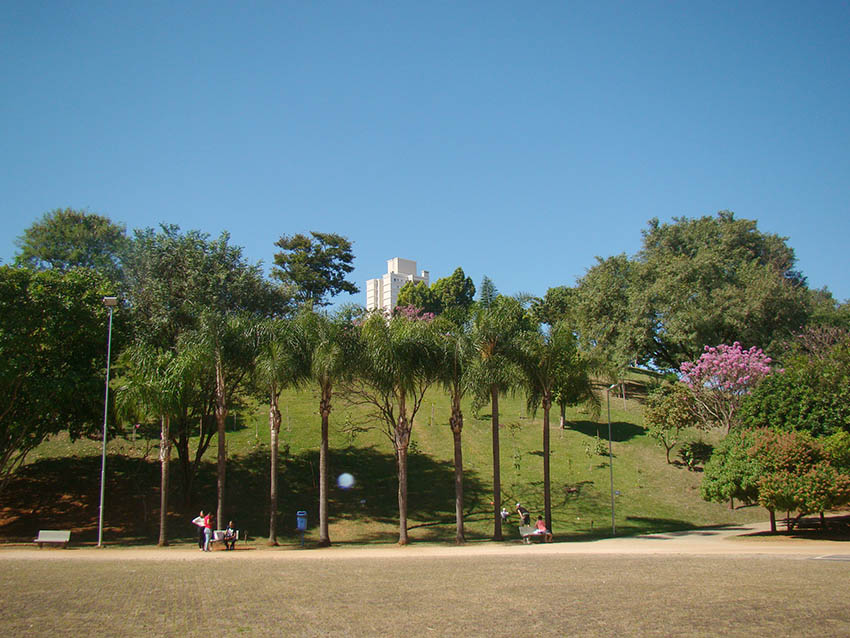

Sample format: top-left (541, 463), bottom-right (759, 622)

top-left (157, 415), bottom-right (170, 547)
top-left (450, 394), bottom-right (465, 544)
top-left (268, 389), bottom-right (281, 545)
top-left (396, 392), bottom-right (411, 546)
top-left (318, 384), bottom-right (332, 547)
top-left (215, 349), bottom-right (227, 528)
top-left (543, 395), bottom-right (552, 532)
top-left (491, 385), bottom-right (502, 541)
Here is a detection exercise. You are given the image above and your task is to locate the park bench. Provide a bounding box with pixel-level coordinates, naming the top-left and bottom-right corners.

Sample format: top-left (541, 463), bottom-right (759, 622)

top-left (212, 529), bottom-right (240, 549)
top-left (34, 530), bottom-right (71, 548)
top-left (518, 525), bottom-right (546, 544)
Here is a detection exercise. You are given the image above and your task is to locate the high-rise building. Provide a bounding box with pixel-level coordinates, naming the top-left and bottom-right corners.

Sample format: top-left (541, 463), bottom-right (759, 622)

top-left (366, 258), bottom-right (430, 312)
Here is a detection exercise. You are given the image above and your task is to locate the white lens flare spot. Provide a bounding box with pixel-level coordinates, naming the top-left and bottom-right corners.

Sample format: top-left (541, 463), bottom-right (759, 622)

top-left (337, 472), bottom-right (355, 489)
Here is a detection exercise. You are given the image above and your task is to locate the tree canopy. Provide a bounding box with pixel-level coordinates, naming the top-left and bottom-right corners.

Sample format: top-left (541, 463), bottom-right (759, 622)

top-left (573, 212), bottom-right (813, 370)
top-left (272, 232), bottom-right (358, 307)
top-left (14, 208), bottom-right (129, 282)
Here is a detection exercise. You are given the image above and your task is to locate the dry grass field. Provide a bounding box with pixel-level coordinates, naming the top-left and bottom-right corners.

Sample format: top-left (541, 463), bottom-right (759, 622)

top-left (2, 542), bottom-right (848, 638)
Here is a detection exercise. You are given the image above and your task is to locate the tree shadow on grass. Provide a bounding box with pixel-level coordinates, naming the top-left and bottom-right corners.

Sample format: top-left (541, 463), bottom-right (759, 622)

top-left (0, 446), bottom-right (490, 546)
top-left (565, 420), bottom-right (645, 443)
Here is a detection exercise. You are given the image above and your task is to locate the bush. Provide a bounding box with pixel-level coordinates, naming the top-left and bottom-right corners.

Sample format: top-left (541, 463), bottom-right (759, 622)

top-left (678, 440), bottom-right (713, 470)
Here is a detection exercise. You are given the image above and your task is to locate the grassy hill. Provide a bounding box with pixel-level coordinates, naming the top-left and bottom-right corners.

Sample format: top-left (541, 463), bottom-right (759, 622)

top-left (0, 375), bottom-right (767, 546)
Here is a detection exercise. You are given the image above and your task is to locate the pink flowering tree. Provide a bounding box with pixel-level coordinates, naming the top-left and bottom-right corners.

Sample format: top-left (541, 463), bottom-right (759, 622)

top-left (679, 342), bottom-right (777, 432)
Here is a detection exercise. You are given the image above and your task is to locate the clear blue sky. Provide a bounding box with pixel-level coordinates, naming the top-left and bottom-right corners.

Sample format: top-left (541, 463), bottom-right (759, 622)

top-left (2, 1), bottom-right (849, 303)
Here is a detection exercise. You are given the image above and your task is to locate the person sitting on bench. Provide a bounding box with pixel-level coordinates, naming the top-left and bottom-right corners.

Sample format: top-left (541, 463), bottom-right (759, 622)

top-left (534, 516), bottom-right (553, 542)
top-left (223, 521), bottom-right (237, 550)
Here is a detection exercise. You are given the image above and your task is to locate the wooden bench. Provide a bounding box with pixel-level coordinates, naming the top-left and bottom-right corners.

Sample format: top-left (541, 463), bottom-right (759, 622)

top-left (34, 530), bottom-right (71, 548)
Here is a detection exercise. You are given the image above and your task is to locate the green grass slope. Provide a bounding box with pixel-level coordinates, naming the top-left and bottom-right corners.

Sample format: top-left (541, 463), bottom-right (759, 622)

top-left (0, 378), bottom-right (767, 546)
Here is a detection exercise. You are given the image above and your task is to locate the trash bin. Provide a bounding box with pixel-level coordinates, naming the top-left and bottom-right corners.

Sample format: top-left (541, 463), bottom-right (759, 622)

top-left (296, 511), bottom-right (308, 547)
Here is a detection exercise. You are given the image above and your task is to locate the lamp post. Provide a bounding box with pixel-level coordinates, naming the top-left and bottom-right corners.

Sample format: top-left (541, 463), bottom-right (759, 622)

top-left (98, 296), bottom-right (118, 548)
top-left (606, 383), bottom-right (619, 536)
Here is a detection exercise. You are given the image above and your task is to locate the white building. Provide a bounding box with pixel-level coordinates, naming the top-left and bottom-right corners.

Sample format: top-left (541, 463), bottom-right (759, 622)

top-left (366, 258), bottom-right (430, 312)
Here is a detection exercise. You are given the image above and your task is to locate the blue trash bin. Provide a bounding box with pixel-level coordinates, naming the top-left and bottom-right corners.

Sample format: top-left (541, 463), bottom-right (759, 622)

top-left (296, 511), bottom-right (307, 531)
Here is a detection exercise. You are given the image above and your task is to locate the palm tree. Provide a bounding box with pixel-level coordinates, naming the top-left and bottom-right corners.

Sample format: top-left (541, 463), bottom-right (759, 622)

top-left (516, 320), bottom-right (596, 531)
top-left (252, 317), bottom-right (308, 545)
top-left (434, 315), bottom-right (474, 544)
top-left (115, 343), bottom-right (204, 546)
top-left (467, 297), bottom-right (525, 540)
top-left (191, 311), bottom-right (257, 530)
top-left (349, 310), bottom-right (440, 545)
top-left (299, 308), bottom-right (360, 547)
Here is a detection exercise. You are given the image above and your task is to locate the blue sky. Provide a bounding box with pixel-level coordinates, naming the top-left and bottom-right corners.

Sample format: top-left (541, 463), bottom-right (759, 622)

top-left (2, 1), bottom-right (849, 304)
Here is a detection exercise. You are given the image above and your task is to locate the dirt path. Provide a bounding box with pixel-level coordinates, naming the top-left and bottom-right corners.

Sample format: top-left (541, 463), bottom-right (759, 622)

top-left (4, 518), bottom-right (848, 562)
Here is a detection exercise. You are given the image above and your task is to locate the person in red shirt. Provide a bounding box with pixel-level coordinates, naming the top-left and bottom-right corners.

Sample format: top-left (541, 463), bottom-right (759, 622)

top-left (203, 512), bottom-right (214, 552)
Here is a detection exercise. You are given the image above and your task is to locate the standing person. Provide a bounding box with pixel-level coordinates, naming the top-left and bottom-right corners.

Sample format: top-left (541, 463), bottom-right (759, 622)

top-left (500, 507), bottom-right (510, 524)
top-left (516, 503), bottom-right (530, 526)
top-left (203, 511), bottom-right (214, 552)
top-left (195, 510), bottom-right (206, 550)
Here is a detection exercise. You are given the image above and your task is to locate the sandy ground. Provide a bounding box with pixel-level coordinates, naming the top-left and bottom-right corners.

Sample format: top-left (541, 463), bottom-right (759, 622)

top-left (4, 518), bottom-right (849, 562)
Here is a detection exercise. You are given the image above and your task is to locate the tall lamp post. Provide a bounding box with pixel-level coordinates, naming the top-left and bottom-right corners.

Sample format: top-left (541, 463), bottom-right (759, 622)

top-left (606, 383), bottom-right (619, 536)
top-left (98, 296), bottom-right (118, 548)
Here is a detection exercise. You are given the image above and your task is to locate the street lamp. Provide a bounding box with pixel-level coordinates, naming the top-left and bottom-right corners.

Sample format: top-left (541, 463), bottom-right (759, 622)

top-left (606, 383), bottom-right (619, 536)
top-left (98, 296), bottom-right (118, 548)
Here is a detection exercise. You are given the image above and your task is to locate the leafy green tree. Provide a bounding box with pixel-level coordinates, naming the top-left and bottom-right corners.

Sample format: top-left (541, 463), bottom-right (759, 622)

top-left (123, 225), bottom-right (288, 505)
top-left (740, 336), bottom-right (850, 437)
top-left (573, 254), bottom-right (646, 370)
top-left (701, 428), bottom-right (763, 511)
top-left (0, 266), bottom-right (115, 496)
top-left (643, 382), bottom-right (693, 464)
top-left (468, 296), bottom-right (526, 540)
top-left (432, 267), bottom-right (476, 321)
top-left (299, 308), bottom-right (360, 546)
top-left (14, 208), bottom-right (129, 282)
top-left (749, 429), bottom-right (850, 531)
top-left (531, 286), bottom-right (576, 327)
top-left (348, 311), bottom-right (440, 544)
top-left (396, 281), bottom-right (441, 315)
top-left (574, 212), bottom-right (813, 369)
top-left (272, 232), bottom-right (358, 307)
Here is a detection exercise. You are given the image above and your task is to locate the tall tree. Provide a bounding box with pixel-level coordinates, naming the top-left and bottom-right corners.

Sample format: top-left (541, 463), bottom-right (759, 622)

top-left (433, 313), bottom-right (475, 544)
top-left (574, 212), bottom-right (813, 369)
top-left (478, 276), bottom-right (498, 309)
top-left (467, 296), bottom-right (526, 540)
top-left (14, 208), bottom-right (129, 282)
top-left (515, 320), bottom-right (593, 531)
top-left (123, 225), bottom-right (289, 505)
top-left (272, 232), bottom-right (359, 307)
top-left (299, 308), bottom-right (360, 546)
top-left (432, 267), bottom-right (476, 322)
top-left (115, 344), bottom-right (205, 545)
top-left (252, 317), bottom-right (308, 545)
top-left (0, 266), bottom-right (115, 496)
top-left (348, 311), bottom-right (440, 544)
